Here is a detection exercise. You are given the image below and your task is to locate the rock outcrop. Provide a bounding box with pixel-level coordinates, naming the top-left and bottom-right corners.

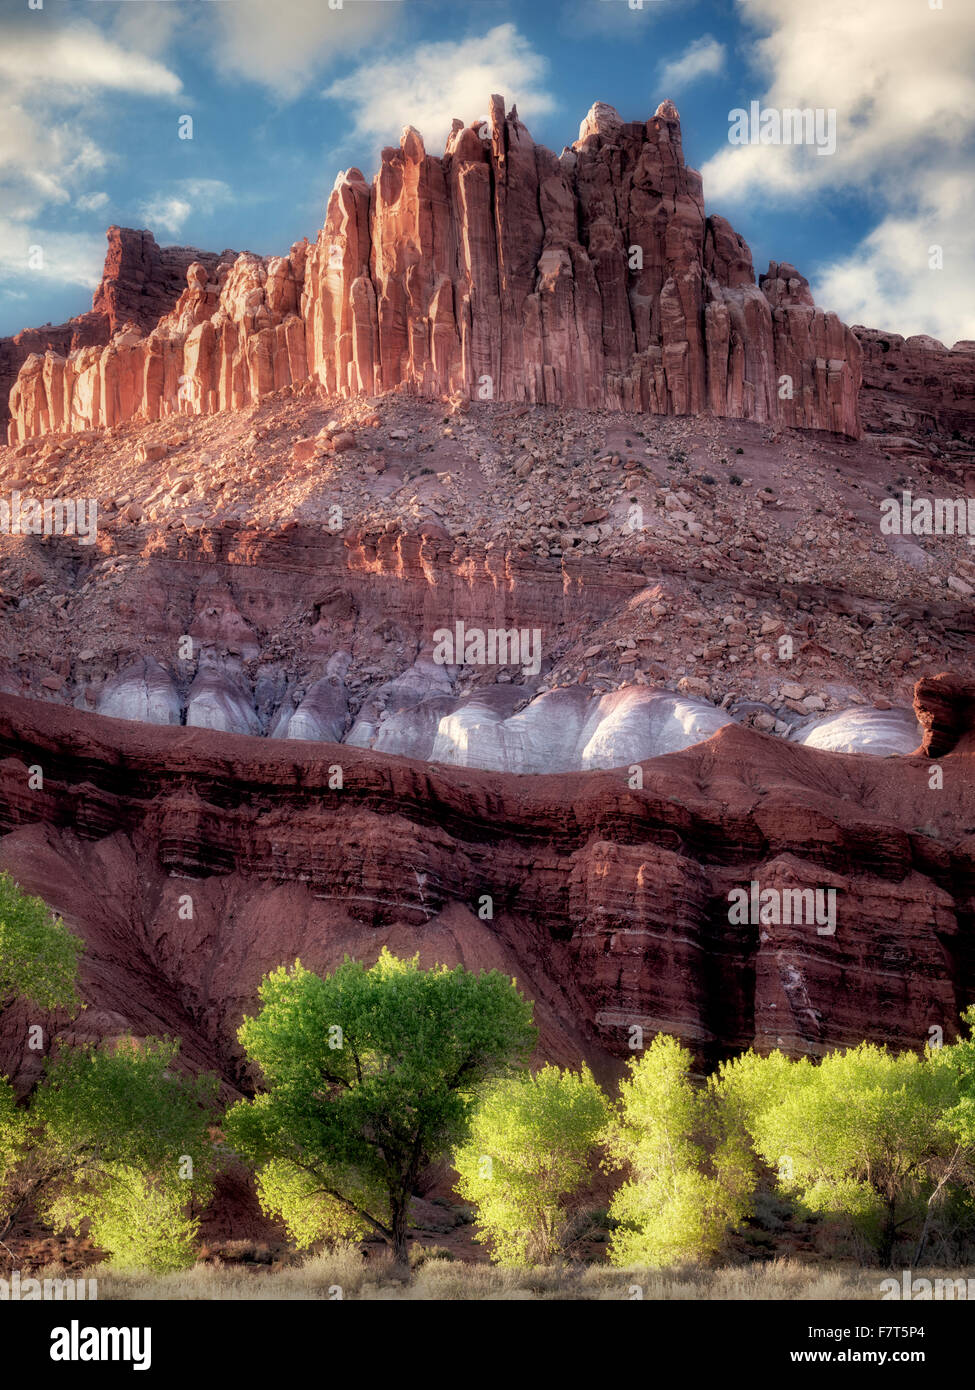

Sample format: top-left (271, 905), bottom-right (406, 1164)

top-left (1, 227), bottom-right (224, 444)
top-left (0, 691), bottom-right (970, 1087)
top-left (92, 226), bottom-right (225, 336)
top-left (855, 327), bottom-right (975, 439)
top-left (6, 98), bottom-right (863, 444)
top-left (788, 706), bottom-right (922, 756)
top-left (912, 672), bottom-right (975, 757)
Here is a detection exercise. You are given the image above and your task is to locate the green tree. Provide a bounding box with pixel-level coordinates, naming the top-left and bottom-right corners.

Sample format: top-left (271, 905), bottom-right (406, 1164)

top-left (0, 1077), bottom-right (28, 1246)
top-left (603, 1034), bottom-right (751, 1267)
top-left (2, 1037), bottom-right (218, 1271)
top-left (224, 950), bottom-right (536, 1276)
top-left (255, 1158), bottom-right (367, 1251)
top-left (455, 1063), bottom-right (608, 1266)
top-left (919, 1007), bottom-right (975, 1261)
top-left (721, 1042), bottom-right (961, 1265)
top-left (0, 872), bottom-right (83, 1016)
top-left (941, 1006), bottom-right (975, 1146)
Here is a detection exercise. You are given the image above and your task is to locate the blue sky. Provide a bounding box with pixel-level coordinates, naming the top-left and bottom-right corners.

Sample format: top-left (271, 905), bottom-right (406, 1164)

top-left (1, 0), bottom-right (973, 344)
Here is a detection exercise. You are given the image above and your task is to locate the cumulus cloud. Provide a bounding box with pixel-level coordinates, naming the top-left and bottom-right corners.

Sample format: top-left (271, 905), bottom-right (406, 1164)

top-left (139, 180), bottom-right (234, 238)
top-left (323, 24), bottom-right (555, 152)
top-left (699, 0), bottom-right (975, 343)
top-left (0, 18), bottom-right (183, 317)
top-left (816, 172), bottom-right (975, 344)
top-left (0, 23), bottom-right (181, 98)
top-left (658, 36), bottom-right (726, 90)
top-left (0, 217), bottom-right (105, 294)
top-left (209, 0), bottom-right (398, 99)
top-left (77, 192), bottom-right (110, 214)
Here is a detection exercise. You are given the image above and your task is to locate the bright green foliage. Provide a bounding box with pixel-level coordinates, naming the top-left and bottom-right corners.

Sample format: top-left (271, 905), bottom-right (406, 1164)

top-left (709, 1047), bottom-right (797, 1196)
top-left (28, 1037), bottom-right (219, 1271)
top-left (0, 1077), bottom-right (28, 1237)
top-left (719, 1042), bottom-right (961, 1263)
top-left (604, 1035), bottom-right (750, 1267)
top-left (44, 1165), bottom-right (202, 1274)
top-left (0, 872), bottom-right (83, 1014)
top-left (454, 1064), bottom-right (608, 1265)
top-left (940, 1006), bottom-right (975, 1146)
top-left (224, 949), bottom-right (536, 1271)
top-left (255, 1158), bottom-right (367, 1250)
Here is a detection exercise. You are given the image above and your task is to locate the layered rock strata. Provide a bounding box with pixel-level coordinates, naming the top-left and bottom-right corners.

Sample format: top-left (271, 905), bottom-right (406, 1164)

top-left (0, 684), bottom-right (970, 1090)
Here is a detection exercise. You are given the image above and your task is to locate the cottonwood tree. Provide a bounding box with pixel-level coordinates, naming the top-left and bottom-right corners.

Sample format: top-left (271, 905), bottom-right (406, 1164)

top-left (919, 1007), bottom-right (975, 1262)
top-left (455, 1063), bottom-right (608, 1266)
top-left (719, 1042), bottom-right (961, 1266)
top-left (0, 872), bottom-right (83, 1018)
top-left (1, 1037), bottom-right (218, 1271)
top-left (603, 1034), bottom-right (751, 1267)
top-left (224, 950), bottom-right (536, 1277)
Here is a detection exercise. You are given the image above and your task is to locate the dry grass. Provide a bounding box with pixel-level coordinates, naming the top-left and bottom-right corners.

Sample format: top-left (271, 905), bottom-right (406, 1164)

top-left (80, 1252), bottom-right (975, 1301)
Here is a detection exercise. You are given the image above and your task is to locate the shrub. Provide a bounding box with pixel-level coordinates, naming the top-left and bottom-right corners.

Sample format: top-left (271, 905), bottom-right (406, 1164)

top-left (604, 1036), bottom-right (751, 1267)
top-left (455, 1064), bottom-right (608, 1265)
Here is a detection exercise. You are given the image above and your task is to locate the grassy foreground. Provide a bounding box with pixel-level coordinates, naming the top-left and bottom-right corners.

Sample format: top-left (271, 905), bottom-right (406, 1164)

top-left (63, 1252), bottom-right (973, 1301)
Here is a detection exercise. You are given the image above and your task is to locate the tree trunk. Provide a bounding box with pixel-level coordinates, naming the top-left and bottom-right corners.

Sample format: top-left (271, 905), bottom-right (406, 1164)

top-left (389, 1197), bottom-right (411, 1281)
top-left (880, 1196), bottom-right (898, 1268)
top-left (914, 1145), bottom-right (961, 1267)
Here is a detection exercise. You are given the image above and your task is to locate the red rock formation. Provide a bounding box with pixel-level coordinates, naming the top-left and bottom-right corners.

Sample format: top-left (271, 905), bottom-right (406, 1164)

top-left (0, 315), bottom-right (109, 445)
top-left (1, 227), bottom-right (223, 443)
top-left (855, 326), bottom-right (975, 438)
top-left (8, 245), bottom-right (309, 438)
top-left (912, 671), bottom-right (975, 757)
top-left (7, 97), bottom-right (864, 444)
top-left (0, 691), bottom-right (971, 1089)
top-left (93, 226), bottom-right (224, 334)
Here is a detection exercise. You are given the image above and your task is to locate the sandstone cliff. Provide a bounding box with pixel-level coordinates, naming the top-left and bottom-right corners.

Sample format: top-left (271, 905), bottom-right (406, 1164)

top-left (6, 98), bottom-right (865, 444)
top-left (855, 326), bottom-right (975, 439)
top-left (0, 227), bottom-right (224, 443)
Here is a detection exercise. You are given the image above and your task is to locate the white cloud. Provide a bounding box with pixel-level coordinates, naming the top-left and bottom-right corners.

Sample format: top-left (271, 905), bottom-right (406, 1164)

top-left (0, 23), bottom-right (181, 98)
top-left (209, 0), bottom-right (397, 99)
top-left (0, 18), bottom-right (183, 316)
top-left (77, 192), bottom-right (110, 214)
top-left (0, 218), bottom-right (104, 294)
top-left (699, 0), bottom-right (975, 343)
top-left (141, 196), bottom-right (192, 238)
top-left (139, 180), bottom-right (234, 238)
top-left (110, 0), bottom-right (185, 59)
top-left (658, 36), bottom-right (726, 91)
top-left (815, 172), bottom-right (975, 345)
top-left (323, 24), bottom-right (555, 153)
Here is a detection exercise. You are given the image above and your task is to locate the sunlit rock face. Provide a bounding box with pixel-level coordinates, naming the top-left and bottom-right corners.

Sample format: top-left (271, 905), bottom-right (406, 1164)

top-left (788, 707), bottom-right (922, 756)
top-left (96, 657), bottom-right (180, 726)
top-left (8, 99), bottom-right (863, 445)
